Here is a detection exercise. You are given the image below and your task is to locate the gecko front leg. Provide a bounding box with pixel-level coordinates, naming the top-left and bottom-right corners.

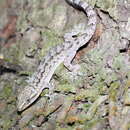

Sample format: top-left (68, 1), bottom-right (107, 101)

top-left (44, 82), bottom-right (55, 98)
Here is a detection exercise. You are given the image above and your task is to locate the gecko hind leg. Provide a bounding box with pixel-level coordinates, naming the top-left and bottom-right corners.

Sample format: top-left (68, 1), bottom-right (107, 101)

top-left (64, 50), bottom-right (81, 75)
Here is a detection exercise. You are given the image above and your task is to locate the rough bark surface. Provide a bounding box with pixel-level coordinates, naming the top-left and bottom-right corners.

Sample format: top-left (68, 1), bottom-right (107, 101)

top-left (0, 0), bottom-right (130, 129)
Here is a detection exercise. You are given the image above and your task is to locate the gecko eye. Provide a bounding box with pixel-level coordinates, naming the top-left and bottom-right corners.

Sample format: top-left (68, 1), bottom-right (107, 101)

top-left (72, 35), bottom-right (78, 38)
top-left (27, 99), bottom-right (30, 102)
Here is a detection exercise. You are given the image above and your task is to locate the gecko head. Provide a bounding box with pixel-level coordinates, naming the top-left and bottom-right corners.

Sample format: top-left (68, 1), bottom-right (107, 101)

top-left (17, 86), bottom-right (40, 111)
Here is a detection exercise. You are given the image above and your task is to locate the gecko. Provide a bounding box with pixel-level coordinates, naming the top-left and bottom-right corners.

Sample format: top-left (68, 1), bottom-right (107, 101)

top-left (17, 0), bottom-right (97, 111)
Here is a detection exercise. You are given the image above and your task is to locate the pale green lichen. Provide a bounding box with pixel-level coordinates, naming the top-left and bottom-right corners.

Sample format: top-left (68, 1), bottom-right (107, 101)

top-left (109, 81), bottom-right (120, 101)
top-left (16, 10), bottom-right (29, 33)
top-left (54, 63), bottom-right (85, 93)
top-left (74, 89), bottom-right (99, 101)
top-left (1, 44), bottom-right (21, 65)
top-left (54, 64), bottom-right (79, 93)
top-left (0, 84), bottom-right (13, 99)
top-left (49, 5), bottom-right (67, 34)
top-left (84, 118), bottom-right (106, 130)
top-left (87, 0), bottom-right (97, 7)
top-left (34, 6), bottom-right (54, 26)
top-left (56, 84), bottom-right (76, 93)
top-left (56, 126), bottom-right (76, 130)
top-left (40, 29), bottom-right (63, 56)
top-left (124, 81), bottom-right (130, 105)
top-left (86, 95), bottom-right (108, 120)
top-left (0, 118), bottom-right (12, 130)
top-left (96, 0), bottom-right (118, 20)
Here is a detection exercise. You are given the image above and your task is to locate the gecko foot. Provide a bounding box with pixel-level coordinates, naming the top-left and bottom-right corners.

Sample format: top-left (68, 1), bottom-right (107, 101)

top-left (66, 64), bottom-right (82, 76)
top-left (43, 82), bottom-right (55, 103)
top-left (71, 64), bottom-right (80, 73)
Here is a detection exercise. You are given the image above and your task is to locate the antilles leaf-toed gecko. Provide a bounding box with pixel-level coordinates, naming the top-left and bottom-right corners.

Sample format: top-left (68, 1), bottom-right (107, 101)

top-left (17, 0), bottom-right (97, 111)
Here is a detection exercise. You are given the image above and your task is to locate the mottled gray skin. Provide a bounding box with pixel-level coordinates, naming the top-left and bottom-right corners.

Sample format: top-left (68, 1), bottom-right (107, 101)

top-left (17, 0), bottom-right (97, 111)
